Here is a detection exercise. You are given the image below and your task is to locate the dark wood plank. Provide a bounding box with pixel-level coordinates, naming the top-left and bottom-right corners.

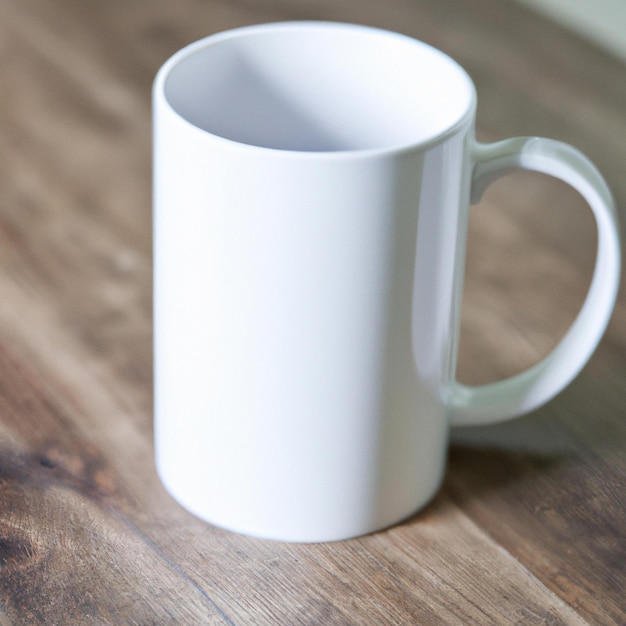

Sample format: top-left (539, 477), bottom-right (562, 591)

top-left (0, 0), bottom-right (624, 623)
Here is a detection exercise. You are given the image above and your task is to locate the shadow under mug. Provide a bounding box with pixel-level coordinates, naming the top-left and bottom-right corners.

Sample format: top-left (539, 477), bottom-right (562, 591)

top-left (152, 22), bottom-right (621, 542)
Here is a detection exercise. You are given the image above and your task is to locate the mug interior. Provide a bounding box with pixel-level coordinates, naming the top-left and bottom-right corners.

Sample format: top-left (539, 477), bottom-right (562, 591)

top-left (162, 23), bottom-right (475, 152)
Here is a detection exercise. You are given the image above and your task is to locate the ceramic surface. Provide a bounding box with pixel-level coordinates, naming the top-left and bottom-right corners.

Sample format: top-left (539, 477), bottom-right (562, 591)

top-left (153, 22), bottom-right (620, 542)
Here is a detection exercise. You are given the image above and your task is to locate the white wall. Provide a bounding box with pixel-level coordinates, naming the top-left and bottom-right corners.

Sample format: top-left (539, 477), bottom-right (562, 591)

top-left (512, 0), bottom-right (626, 61)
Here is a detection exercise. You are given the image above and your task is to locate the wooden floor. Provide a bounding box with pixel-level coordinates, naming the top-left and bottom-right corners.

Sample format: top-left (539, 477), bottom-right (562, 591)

top-left (0, 0), bottom-right (624, 624)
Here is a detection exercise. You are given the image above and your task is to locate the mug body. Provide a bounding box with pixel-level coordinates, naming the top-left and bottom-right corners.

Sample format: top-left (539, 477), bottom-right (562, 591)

top-left (153, 22), bottom-right (476, 541)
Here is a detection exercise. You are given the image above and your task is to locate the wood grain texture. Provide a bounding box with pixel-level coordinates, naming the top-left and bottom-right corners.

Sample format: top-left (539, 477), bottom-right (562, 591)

top-left (0, 0), bottom-right (624, 624)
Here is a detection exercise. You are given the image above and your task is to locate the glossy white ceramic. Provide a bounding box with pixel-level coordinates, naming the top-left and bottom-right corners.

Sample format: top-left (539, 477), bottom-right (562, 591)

top-left (153, 22), bottom-right (620, 542)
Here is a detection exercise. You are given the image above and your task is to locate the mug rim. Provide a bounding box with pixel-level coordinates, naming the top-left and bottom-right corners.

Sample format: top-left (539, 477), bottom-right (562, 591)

top-left (153, 21), bottom-right (477, 158)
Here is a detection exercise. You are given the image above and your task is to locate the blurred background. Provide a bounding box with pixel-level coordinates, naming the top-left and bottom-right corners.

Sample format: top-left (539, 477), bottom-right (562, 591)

top-left (513, 0), bottom-right (626, 61)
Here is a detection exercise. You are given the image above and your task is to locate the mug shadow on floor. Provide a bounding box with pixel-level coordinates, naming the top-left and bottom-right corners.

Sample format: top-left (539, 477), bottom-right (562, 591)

top-left (396, 408), bottom-right (576, 529)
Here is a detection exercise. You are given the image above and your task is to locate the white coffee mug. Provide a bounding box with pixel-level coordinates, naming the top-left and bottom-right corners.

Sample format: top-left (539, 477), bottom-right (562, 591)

top-left (153, 22), bottom-right (621, 542)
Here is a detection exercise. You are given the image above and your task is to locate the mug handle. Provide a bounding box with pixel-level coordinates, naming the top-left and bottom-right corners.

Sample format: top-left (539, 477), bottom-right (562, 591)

top-left (450, 137), bottom-right (621, 426)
